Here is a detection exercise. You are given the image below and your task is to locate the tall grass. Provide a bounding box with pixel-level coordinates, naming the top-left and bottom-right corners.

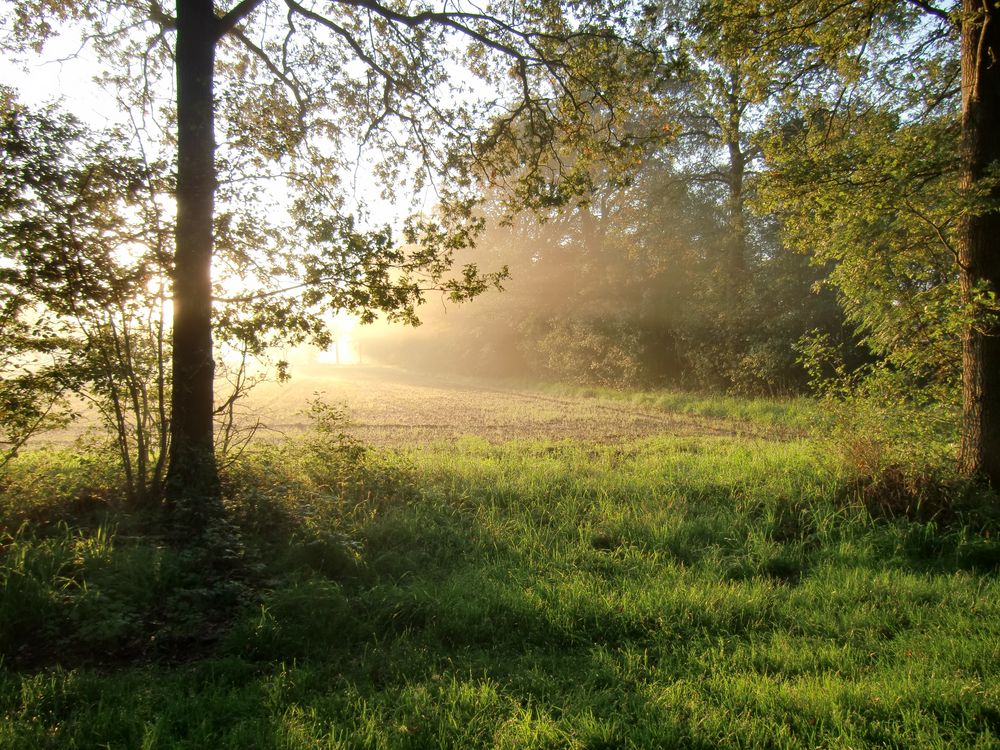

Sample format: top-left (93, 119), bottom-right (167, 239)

top-left (1, 429), bottom-right (998, 748)
top-left (540, 382), bottom-right (818, 433)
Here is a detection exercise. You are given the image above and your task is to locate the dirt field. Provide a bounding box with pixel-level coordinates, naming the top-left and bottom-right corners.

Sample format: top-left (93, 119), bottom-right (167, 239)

top-left (29, 365), bottom-right (786, 449)
top-left (246, 365), bottom-right (754, 445)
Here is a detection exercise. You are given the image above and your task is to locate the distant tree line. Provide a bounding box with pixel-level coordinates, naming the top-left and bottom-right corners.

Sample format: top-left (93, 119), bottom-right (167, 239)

top-left (370, 162), bottom-right (865, 395)
top-left (375, 0), bottom-right (987, 417)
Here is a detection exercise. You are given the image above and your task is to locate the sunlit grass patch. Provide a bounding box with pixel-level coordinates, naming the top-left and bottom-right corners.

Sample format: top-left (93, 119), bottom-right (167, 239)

top-left (0, 449), bottom-right (121, 528)
top-left (541, 381), bottom-right (819, 433)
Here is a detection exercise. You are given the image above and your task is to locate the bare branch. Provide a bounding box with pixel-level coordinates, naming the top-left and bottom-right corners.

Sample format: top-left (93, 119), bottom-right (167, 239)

top-left (217, 0), bottom-right (267, 38)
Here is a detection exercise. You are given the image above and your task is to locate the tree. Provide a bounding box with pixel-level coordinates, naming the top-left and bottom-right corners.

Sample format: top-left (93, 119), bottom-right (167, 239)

top-left (660, 2), bottom-right (767, 290)
top-left (720, 0), bottom-right (999, 487)
top-left (3, 0), bottom-right (660, 529)
top-left (0, 87), bottom-right (173, 501)
top-left (955, 0), bottom-right (1000, 485)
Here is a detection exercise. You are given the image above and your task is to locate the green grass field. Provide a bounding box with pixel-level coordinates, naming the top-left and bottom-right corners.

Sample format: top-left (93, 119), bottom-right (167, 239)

top-left (2, 371), bottom-right (999, 748)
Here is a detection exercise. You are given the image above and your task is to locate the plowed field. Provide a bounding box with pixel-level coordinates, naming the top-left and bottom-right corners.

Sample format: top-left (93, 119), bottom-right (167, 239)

top-left (248, 365), bottom-right (765, 444)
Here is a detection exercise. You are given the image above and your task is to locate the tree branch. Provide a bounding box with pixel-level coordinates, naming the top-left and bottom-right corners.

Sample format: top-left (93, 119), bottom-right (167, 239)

top-left (217, 0), bottom-right (267, 38)
top-left (284, 0), bottom-right (403, 86)
top-left (149, 0), bottom-right (176, 30)
top-left (905, 0), bottom-right (954, 24)
top-left (901, 197), bottom-right (966, 270)
top-left (228, 26), bottom-right (308, 114)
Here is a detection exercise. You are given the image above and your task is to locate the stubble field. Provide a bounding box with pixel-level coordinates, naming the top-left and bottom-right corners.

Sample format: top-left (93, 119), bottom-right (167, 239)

top-left (247, 365), bottom-right (796, 445)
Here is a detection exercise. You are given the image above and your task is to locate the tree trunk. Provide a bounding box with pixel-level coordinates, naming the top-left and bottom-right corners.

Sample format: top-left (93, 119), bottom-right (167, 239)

top-left (723, 68), bottom-right (749, 290)
top-left (725, 134), bottom-right (749, 286)
top-left (164, 0), bottom-right (222, 527)
top-left (957, 0), bottom-right (1000, 487)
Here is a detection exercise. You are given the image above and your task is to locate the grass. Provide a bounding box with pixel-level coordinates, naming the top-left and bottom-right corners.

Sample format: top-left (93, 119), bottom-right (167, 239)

top-left (1, 399), bottom-right (999, 747)
top-left (540, 381), bottom-right (819, 433)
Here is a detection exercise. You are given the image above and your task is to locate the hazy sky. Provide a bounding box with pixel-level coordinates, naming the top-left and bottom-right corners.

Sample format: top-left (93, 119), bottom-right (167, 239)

top-left (0, 30), bottom-right (121, 126)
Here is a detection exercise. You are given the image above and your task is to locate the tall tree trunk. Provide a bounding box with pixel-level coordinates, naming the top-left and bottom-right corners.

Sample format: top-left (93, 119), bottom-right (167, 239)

top-left (723, 68), bottom-right (749, 291)
top-left (164, 0), bottom-right (222, 527)
top-left (957, 0), bottom-right (1000, 487)
top-left (725, 134), bottom-right (748, 286)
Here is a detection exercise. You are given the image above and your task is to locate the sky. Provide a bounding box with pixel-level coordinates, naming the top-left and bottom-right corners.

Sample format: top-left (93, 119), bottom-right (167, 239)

top-left (0, 31), bottom-right (118, 126)
top-left (0, 22), bottom-right (429, 226)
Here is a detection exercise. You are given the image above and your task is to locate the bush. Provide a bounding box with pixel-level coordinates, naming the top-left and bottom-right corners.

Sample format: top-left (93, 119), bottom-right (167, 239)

top-left (795, 332), bottom-right (974, 519)
top-left (518, 316), bottom-right (651, 388)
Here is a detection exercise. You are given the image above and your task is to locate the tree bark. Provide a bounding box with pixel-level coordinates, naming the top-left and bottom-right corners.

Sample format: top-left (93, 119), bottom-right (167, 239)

top-left (164, 0), bottom-right (222, 526)
top-left (725, 133), bottom-right (749, 286)
top-left (722, 67), bottom-right (749, 290)
top-left (957, 0), bottom-right (1000, 487)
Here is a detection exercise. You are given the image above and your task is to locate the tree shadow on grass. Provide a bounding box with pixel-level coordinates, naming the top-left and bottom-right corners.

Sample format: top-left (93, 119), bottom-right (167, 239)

top-left (4, 469), bottom-right (1000, 748)
top-left (4, 439), bottom-right (1000, 747)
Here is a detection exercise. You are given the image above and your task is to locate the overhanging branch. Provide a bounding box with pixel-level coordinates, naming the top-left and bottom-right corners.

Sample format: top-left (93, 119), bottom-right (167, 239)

top-left (905, 0), bottom-right (954, 24)
top-left (217, 0), bottom-right (268, 38)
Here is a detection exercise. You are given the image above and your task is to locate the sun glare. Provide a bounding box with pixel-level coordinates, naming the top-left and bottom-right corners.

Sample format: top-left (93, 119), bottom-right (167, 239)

top-left (315, 312), bottom-right (362, 365)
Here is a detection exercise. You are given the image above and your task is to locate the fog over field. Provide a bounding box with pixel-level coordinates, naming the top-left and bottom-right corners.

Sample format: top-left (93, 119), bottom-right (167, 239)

top-left (244, 364), bottom-right (766, 445)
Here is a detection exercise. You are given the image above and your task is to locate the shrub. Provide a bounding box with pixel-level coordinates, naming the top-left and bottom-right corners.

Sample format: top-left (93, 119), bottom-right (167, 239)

top-left (518, 316), bottom-right (650, 389)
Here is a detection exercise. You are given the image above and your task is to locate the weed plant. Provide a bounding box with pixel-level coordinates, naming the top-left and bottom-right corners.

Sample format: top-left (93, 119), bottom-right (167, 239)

top-left (1, 421), bottom-right (998, 747)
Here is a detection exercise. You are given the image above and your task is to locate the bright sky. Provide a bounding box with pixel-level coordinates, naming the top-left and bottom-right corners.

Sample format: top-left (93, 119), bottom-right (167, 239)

top-left (0, 24), bottom-right (434, 225)
top-left (0, 32), bottom-right (118, 126)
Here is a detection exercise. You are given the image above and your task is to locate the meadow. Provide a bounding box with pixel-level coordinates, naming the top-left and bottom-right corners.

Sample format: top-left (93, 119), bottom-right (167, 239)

top-left (1, 367), bottom-right (999, 748)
